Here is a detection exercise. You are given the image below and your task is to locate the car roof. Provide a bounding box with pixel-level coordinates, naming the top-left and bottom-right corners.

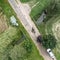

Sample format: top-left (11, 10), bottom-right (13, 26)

top-left (47, 48), bottom-right (51, 52)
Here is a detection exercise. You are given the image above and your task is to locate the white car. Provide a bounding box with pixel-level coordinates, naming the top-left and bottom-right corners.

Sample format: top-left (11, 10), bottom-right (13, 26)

top-left (47, 48), bottom-right (54, 59)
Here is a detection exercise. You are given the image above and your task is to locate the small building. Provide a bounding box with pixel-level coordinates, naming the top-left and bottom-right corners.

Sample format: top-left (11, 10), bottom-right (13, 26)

top-left (10, 16), bottom-right (18, 26)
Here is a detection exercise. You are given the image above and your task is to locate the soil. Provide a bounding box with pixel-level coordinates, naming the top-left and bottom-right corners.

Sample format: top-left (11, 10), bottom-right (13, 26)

top-left (0, 12), bottom-right (8, 33)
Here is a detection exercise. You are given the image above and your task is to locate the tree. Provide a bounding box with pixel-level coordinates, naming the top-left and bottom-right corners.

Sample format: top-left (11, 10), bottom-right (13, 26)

top-left (23, 40), bottom-right (32, 53)
top-left (8, 56), bottom-right (12, 60)
top-left (43, 0), bottom-right (58, 23)
top-left (42, 34), bottom-right (57, 49)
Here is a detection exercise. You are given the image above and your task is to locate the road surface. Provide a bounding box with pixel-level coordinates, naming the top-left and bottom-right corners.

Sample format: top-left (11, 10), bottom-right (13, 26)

top-left (8, 0), bottom-right (56, 60)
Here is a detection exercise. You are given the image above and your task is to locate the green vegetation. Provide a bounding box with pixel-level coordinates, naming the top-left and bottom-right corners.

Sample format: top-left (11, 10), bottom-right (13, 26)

top-left (20, 0), bottom-right (60, 60)
top-left (20, 0), bottom-right (30, 3)
top-left (7, 40), bottom-right (43, 60)
top-left (30, 0), bottom-right (51, 18)
top-left (42, 34), bottom-right (57, 49)
top-left (23, 39), bottom-right (32, 53)
top-left (36, 15), bottom-right (60, 60)
top-left (0, 26), bottom-right (21, 52)
top-left (20, 0), bottom-right (52, 17)
top-left (0, 0), bottom-right (44, 60)
top-left (0, 0), bottom-right (16, 18)
top-left (45, 16), bottom-right (60, 60)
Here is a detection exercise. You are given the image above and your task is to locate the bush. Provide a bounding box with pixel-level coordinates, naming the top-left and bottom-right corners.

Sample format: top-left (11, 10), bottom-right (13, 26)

top-left (23, 40), bottom-right (32, 53)
top-left (42, 34), bottom-right (57, 49)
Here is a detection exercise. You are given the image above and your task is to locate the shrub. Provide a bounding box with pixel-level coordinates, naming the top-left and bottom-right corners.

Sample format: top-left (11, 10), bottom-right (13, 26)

top-left (42, 34), bottom-right (57, 49)
top-left (23, 40), bottom-right (32, 53)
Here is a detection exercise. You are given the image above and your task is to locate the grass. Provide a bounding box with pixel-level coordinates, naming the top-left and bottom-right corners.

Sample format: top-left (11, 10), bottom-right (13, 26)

top-left (36, 15), bottom-right (60, 60)
top-left (20, 0), bottom-right (30, 3)
top-left (37, 22), bottom-right (45, 35)
top-left (0, 0), bottom-right (16, 19)
top-left (45, 15), bottom-right (60, 60)
top-left (30, 0), bottom-right (49, 17)
top-left (20, 0), bottom-right (51, 18)
top-left (0, 0), bottom-right (22, 52)
top-left (8, 39), bottom-right (43, 60)
top-left (30, 0), bottom-right (51, 18)
top-left (0, 0), bottom-right (44, 60)
top-left (0, 26), bottom-right (19, 52)
top-left (20, 0), bottom-right (60, 59)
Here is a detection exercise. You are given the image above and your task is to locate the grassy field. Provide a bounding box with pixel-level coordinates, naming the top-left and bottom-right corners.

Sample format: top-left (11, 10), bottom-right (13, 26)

top-left (30, 0), bottom-right (51, 18)
top-left (20, 0), bottom-right (51, 18)
top-left (0, 0), bottom-right (44, 60)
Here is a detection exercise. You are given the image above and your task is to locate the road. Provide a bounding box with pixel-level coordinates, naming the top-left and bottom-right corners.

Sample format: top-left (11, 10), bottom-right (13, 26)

top-left (8, 0), bottom-right (55, 60)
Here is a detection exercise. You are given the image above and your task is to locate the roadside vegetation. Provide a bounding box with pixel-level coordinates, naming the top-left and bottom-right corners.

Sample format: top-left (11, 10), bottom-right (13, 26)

top-left (20, 0), bottom-right (55, 18)
top-left (42, 34), bottom-right (56, 49)
top-left (33, 0), bottom-right (60, 59)
top-left (20, 0), bottom-right (30, 3)
top-left (0, 0), bottom-right (44, 60)
top-left (36, 12), bottom-right (60, 60)
top-left (30, 0), bottom-right (51, 18)
top-left (20, 0), bottom-right (60, 60)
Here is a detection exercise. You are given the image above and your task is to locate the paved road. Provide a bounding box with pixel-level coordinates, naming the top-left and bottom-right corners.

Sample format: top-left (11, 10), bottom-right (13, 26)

top-left (8, 0), bottom-right (55, 60)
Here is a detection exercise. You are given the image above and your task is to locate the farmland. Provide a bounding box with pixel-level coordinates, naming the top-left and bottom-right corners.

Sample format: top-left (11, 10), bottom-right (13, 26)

top-left (0, 0), bottom-right (44, 60)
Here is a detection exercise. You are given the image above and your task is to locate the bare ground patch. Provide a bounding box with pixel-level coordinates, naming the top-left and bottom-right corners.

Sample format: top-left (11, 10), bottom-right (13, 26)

top-left (0, 12), bottom-right (8, 33)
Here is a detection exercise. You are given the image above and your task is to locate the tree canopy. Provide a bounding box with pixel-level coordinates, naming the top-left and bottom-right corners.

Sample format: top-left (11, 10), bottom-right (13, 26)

top-left (42, 34), bottom-right (57, 49)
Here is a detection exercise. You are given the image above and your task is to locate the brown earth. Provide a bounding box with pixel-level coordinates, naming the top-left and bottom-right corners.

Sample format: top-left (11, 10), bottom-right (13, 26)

top-left (0, 12), bottom-right (8, 33)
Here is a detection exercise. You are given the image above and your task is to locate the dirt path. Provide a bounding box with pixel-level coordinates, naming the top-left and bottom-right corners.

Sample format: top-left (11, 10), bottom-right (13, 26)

top-left (8, 0), bottom-right (54, 60)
